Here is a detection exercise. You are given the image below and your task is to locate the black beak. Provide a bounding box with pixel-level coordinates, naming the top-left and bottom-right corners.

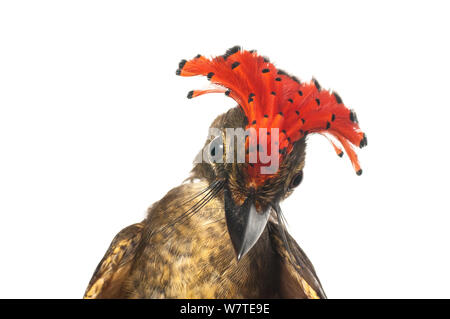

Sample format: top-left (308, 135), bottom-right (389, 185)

top-left (224, 186), bottom-right (272, 261)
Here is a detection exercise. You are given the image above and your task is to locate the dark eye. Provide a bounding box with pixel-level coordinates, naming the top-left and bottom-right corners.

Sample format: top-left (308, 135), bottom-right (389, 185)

top-left (289, 171), bottom-right (303, 189)
top-left (209, 136), bottom-right (223, 158)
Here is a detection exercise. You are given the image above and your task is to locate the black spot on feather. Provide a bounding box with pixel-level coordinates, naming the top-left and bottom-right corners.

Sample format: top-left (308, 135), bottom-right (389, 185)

top-left (223, 46), bottom-right (241, 60)
top-left (333, 91), bottom-right (343, 104)
top-left (350, 110), bottom-right (359, 123)
top-left (313, 78), bottom-right (321, 90)
top-left (207, 72), bottom-right (215, 80)
top-left (231, 61), bottom-right (240, 69)
top-left (187, 90), bottom-right (194, 99)
top-left (176, 59), bottom-right (187, 75)
top-left (291, 76), bottom-right (300, 83)
top-left (356, 169), bottom-right (363, 176)
top-left (178, 59), bottom-right (187, 70)
top-left (262, 68), bottom-right (270, 73)
top-left (359, 133), bottom-right (368, 148)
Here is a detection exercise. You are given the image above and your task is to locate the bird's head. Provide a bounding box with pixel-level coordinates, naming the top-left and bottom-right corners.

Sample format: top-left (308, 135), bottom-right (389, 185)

top-left (177, 46), bottom-right (367, 260)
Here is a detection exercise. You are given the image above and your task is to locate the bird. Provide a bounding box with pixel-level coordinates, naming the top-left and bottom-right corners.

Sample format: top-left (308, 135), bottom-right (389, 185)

top-left (83, 46), bottom-right (366, 299)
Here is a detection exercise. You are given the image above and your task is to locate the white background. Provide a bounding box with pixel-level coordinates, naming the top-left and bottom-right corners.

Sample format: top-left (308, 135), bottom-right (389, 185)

top-left (0, 1), bottom-right (449, 298)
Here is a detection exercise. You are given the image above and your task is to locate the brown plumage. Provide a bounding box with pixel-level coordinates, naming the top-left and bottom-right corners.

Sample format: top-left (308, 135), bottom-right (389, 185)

top-left (84, 47), bottom-right (365, 299)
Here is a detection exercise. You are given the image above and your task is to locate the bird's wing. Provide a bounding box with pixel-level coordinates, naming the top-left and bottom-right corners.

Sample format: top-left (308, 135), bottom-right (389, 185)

top-left (268, 221), bottom-right (327, 299)
top-left (84, 222), bottom-right (144, 299)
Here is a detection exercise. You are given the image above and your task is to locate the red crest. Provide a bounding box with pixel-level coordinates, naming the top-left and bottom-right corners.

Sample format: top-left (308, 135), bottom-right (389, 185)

top-left (177, 46), bottom-right (366, 183)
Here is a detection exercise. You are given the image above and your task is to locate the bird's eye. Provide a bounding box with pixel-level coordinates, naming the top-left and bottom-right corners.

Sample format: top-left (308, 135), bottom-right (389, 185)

top-left (210, 145), bottom-right (217, 156)
top-left (209, 136), bottom-right (223, 159)
top-left (289, 171), bottom-right (303, 189)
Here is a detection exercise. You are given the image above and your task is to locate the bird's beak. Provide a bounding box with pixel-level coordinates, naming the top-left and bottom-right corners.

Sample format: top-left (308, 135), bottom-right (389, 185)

top-left (224, 186), bottom-right (272, 261)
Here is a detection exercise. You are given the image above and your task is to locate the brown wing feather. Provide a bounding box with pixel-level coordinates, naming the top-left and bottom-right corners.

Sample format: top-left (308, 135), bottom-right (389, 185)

top-left (268, 221), bottom-right (327, 299)
top-left (84, 222), bottom-right (144, 299)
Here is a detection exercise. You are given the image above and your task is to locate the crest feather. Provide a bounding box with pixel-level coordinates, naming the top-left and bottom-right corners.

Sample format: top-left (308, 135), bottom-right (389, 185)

top-left (177, 47), bottom-right (366, 176)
